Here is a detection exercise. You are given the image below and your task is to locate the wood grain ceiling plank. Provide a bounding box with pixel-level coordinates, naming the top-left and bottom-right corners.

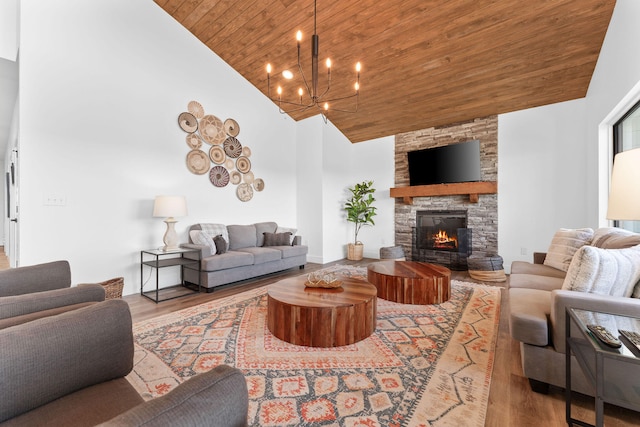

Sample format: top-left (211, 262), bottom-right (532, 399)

top-left (188, 0), bottom-right (253, 41)
top-left (203, 0), bottom-right (293, 49)
top-left (171, 0), bottom-right (202, 23)
top-left (156, 0), bottom-right (187, 16)
top-left (177, 0), bottom-right (219, 28)
top-left (157, 0), bottom-right (615, 143)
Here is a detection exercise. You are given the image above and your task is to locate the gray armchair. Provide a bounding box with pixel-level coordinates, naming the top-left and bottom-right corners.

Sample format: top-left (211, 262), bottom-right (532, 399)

top-left (0, 260), bottom-right (72, 296)
top-left (0, 299), bottom-right (249, 426)
top-left (0, 260), bottom-right (105, 329)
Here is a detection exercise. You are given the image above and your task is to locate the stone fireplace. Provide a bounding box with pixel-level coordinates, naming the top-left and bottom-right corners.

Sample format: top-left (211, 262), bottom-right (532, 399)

top-left (394, 116), bottom-right (498, 264)
top-left (413, 210), bottom-right (472, 270)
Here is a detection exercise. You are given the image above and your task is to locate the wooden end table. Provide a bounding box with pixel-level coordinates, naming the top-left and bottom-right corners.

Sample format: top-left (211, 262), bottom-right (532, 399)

top-left (267, 275), bottom-right (377, 347)
top-left (367, 260), bottom-right (451, 304)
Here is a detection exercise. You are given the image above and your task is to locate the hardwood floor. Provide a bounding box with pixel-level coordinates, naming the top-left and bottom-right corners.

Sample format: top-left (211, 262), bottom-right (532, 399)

top-left (120, 259), bottom-right (638, 426)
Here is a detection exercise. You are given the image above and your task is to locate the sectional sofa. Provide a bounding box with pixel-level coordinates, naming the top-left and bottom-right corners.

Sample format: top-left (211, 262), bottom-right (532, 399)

top-left (182, 221), bottom-right (308, 291)
top-left (509, 227), bottom-right (640, 394)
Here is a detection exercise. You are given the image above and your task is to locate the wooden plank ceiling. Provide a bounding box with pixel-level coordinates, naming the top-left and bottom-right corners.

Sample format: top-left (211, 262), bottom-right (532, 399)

top-left (154, 0), bottom-right (615, 143)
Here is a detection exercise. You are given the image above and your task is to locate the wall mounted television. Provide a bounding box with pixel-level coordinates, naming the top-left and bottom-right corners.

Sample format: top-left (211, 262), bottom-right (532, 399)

top-left (407, 140), bottom-right (481, 186)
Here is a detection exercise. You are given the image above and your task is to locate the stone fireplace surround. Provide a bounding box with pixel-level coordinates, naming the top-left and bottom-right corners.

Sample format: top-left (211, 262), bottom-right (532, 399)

top-left (394, 116), bottom-right (498, 262)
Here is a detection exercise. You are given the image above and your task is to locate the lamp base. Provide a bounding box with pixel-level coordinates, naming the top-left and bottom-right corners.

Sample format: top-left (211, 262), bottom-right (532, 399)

top-left (162, 218), bottom-right (179, 252)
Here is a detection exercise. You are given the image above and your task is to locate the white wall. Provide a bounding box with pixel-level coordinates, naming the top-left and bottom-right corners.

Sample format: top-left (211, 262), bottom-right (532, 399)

top-left (19, 0), bottom-right (298, 295)
top-left (295, 116), bottom-right (324, 263)
top-left (295, 115), bottom-right (395, 263)
top-left (349, 136), bottom-right (395, 259)
top-left (498, 99), bottom-right (588, 270)
top-left (18, 0), bottom-right (395, 295)
top-left (0, 0), bottom-right (19, 61)
top-left (585, 0), bottom-right (640, 227)
top-left (498, 0), bottom-right (640, 272)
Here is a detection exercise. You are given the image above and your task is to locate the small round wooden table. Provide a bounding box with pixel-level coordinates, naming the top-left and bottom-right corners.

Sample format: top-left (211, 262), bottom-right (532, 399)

top-left (267, 275), bottom-right (377, 347)
top-left (367, 260), bottom-right (451, 305)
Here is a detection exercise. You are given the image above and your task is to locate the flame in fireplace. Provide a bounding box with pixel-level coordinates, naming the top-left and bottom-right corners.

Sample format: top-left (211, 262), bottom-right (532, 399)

top-left (433, 229), bottom-right (458, 249)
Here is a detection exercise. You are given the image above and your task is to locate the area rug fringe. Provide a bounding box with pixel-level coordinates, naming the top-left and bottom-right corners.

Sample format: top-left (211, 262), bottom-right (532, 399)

top-left (128, 266), bottom-right (501, 426)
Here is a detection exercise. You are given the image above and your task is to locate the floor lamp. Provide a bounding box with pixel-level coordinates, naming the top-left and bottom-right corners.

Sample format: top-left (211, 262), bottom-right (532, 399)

top-left (607, 147), bottom-right (640, 223)
top-left (153, 196), bottom-right (187, 251)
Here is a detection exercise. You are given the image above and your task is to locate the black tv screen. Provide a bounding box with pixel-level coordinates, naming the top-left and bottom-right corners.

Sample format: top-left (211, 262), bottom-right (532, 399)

top-left (408, 140), bottom-right (481, 186)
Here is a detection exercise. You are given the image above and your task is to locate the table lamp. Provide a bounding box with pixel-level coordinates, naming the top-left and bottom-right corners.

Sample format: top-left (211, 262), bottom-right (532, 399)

top-left (153, 196), bottom-right (187, 251)
top-left (607, 147), bottom-right (640, 221)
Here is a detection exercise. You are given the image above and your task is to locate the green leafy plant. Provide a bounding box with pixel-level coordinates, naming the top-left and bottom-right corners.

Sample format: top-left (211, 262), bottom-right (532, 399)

top-left (344, 180), bottom-right (377, 244)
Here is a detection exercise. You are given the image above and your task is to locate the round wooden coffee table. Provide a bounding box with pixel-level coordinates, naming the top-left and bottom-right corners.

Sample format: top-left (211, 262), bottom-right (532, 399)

top-left (267, 275), bottom-right (377, 347)
top-left (367, 260), bottom-right (451, 305)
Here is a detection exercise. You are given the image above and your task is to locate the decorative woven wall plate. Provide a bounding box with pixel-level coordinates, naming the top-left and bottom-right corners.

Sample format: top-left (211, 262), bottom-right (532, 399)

top-left (236, 156), bottom-right (251, 174)
top-left (253, 178), bottom-right (265, 192)
top-left (199, 115), bottom-right (226, 145)
top-left (242, 146), bottom-right (251, 157)
top-left (224, 118), bottom-right (240, 137)
top-left (186, 150), bottom-right (210, 175)
top-left (236, 183), bottom-right (253, 202)
top-left (225, 158), bottom-right (235, 170)
top-left (243, 171), bottom-right (254, 184)
top-left (223, 137), bottom-right (243, 158)
top-left (229, 170), bottom-right (242, 185)
top-left (209, 165), bottom-right (230, 187)
top-left (178, 112), bottom-right (198, 133)
top-left (186, 134), bottom-right (203, 149)
top-left (187, 100), bottom-right (204, 119)
top-left (209, 145), bottom-right (225, 164)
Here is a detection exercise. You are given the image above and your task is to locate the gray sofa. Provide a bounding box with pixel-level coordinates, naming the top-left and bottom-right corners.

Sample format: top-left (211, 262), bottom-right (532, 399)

top-left (0, 299), bottom-right (249, 426)
top-left (182, 222), bottom-right (308, 291)
top-left (509, 227), bottom-right (640, 394)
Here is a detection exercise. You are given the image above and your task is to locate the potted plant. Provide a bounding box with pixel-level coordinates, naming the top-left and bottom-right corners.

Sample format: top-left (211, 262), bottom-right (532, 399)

top-left (344, 180), bottom-right (377, 260)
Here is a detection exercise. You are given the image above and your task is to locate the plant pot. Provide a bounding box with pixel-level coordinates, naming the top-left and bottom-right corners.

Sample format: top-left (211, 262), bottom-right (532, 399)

top-left (347, 242), bottom-right (364, 261)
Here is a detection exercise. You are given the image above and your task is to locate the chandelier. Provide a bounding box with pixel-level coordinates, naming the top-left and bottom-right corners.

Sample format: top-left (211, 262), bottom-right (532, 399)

top-left (266, 0), bottom-right (361, 122)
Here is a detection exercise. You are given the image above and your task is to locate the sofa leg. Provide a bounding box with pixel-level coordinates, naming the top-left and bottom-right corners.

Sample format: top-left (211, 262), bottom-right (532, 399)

top-left (299, 265), bottom-right (305, 270)
top-left (528, 378), bottom-right (550, 394)
top-left (206, 287), bottom-right (214, 294)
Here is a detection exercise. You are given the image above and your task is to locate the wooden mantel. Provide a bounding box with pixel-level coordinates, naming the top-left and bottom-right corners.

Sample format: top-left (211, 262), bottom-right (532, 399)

top-left (390, 181), bottom-right (497, 204)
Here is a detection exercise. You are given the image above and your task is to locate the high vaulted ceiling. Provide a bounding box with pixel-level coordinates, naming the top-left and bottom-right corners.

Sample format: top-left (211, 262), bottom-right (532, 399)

top-left (154, 0), bottom-right (615, 143)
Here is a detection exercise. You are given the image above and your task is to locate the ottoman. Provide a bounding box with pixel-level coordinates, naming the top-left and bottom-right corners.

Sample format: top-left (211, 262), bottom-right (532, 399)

top-left (467, 253), bottom-right (506, 282)
top-left (379, 245), bottom-right (406, 261)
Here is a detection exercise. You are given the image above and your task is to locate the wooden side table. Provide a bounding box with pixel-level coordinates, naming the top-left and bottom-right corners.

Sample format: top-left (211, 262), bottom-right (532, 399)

top-left (367, 260), bottom-right (451, 304)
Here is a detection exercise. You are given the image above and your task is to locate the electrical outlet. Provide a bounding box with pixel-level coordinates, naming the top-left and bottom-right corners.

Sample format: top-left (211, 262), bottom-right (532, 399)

top-left (520, 247), bottom-right (528, 256)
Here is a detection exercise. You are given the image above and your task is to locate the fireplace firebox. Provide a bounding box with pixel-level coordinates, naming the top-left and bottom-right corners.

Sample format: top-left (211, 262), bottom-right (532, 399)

top-left (412, 210), bottom-right (472, 270)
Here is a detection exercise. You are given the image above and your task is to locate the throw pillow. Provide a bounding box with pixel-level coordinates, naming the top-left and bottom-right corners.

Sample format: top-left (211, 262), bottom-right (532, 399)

top-left (199, 223), bottom-right (229, 245)
top-left (543, 228), bottom-right (594, 272)
top-left (255, 222), bottom-right (278, 246)
top-left (213, 235), bottom-right (227, 254)
top-left (189, 230), bottom-right (217, 255)
top-left (591, 227), bottom-right (640, 249)
top-left (263, 232), bottom-right (292, 247)
top-left (562, 244), bottom-right (640, 297)
top-left (276, 226), bottom-right (297, 245)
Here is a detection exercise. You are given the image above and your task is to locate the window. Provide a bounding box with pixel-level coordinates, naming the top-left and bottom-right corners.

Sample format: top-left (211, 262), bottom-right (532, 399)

top-left (612, 99), bottom-right (640, 232)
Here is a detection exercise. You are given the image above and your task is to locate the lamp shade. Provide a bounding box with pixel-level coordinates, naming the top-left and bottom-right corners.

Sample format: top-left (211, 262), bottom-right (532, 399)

top-left (153, 196), bottom-right (187, 218)
top-left (607, 148), bottom-right (640, 221)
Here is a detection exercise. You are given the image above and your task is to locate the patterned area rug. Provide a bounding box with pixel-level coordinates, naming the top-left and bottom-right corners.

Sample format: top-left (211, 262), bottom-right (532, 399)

top-left (127, 266), bottom-right (501, 426)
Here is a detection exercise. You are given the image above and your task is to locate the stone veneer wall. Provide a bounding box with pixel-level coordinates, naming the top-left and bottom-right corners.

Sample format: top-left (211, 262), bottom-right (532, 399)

top-left (394, 116), bottom-right (498, 260)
